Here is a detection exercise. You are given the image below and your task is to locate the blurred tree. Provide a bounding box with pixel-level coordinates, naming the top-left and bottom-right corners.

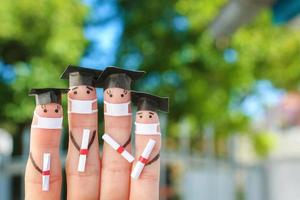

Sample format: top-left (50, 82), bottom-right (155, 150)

top-left (0, 0), bottom-right (87, 138)
top-left (252, 132), bottom-right (278, 158)
top-left (117, 0), bottom-right (300, 156)
top-left (1, 0), bottom-right (299, 158)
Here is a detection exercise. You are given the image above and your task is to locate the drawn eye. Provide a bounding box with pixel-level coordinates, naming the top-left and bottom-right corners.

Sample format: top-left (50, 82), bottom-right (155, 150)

top-left (43, 109), bottom-right (47, 113)
top-left (149, 115), bottom-right (152, 118)
top-left (121, 94), bottom-right (124, 97)
top-left (55, 109), bottom-right (59, 113)
top-left (87, 90), bottom-right (90, 94)
top-left (107, 90), bottom-right (113, 97)
top-left (74, 91), bottom-right (77, 95)
top-left (139, 115), bottom-right (142, 118)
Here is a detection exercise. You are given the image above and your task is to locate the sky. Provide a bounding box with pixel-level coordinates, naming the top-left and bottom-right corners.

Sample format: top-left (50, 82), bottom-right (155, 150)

top-left (240, 80), bottom-right (284, 120)
top-left (80, 0), bottom-right (123, 98)
top-left (80, 0), bottom-right (122, 69)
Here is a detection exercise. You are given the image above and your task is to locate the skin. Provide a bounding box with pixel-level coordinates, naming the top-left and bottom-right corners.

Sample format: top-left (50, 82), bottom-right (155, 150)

top-left (100, 87), bottom-right (132, 200)
top-left (129, 110), bottom-right (161, 200)
top-left (25, 88), bottom-right (161, 200)
top-left (66, 85), bottom-right (100, 200)
top-left (25, 103), bottom-right (63, 200)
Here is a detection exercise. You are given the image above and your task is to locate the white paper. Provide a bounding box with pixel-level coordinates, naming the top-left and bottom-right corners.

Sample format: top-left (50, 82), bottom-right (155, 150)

top-left (131, 139), bottom-right (156, 179)
top-left (135, 122), bottom-right (161, 135)
top-left (102, 133), bottom-right (134, 162)
top-left (42, 153), bottom-right (51, 191)
top-left (69, 98), bottom-right (98, 114)
top-left (104, 101), bottom-right (131, 116)
top-left (32, 112), bottom-right (62, 129)
top-left (78, 129), bottom-right (90, 172)
top-left (141, 139), bottom-right (156, 158)
top-left (131, 162), bottom-right (144, 179)
top-left (121, 150), bottom-right (135, 163)
top-left (102, 133), bottom-right (119, 149)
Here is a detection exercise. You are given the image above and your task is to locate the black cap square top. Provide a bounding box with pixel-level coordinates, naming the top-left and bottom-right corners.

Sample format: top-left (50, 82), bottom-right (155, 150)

top-left (29, 88), bottom-right (69, 105)
top-left (131, 91), bottom-right (169, 113)
top-left (60, 65), bottom-right (103, 87)
top-left (95, 66), bottom-right (146, 90)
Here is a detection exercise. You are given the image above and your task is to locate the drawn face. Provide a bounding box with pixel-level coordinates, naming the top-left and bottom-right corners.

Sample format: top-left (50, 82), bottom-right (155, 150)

top-left (104, 87), bottom-right (131, 103)
top-left (135, 110), bottom-right (159, 124)
top-left (68, 85), bottom-right (97, 100)
top-left (34, 103), bottom-right (63, 118)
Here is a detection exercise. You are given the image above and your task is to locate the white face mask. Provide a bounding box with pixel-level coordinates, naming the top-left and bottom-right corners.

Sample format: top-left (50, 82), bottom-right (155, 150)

top-left (135, 122), bottom-right (160, 135)
top-left (69, 98), bottom-right (98, 114)
top-left (104, 101), bottom-right (131, 116)
top-left (32, 112), bottom-right (63, 129)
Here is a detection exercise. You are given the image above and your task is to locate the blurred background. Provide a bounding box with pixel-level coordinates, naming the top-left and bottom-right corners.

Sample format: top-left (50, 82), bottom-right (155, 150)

top-left (1, 0), bottom-right (300, 199)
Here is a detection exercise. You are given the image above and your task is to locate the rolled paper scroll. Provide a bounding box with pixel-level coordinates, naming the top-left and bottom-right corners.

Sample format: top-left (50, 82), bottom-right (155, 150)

top-left (78, 129), bottom-right (90, 172)
top-left (42, 153), bottom-right (51, 191)
top-left (131, 139), bottom-right (156, 179)
top-left (102, 133), bottom-right (134, 163)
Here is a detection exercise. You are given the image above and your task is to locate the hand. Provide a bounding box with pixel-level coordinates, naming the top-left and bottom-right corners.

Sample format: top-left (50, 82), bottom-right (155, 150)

top-left (25, 88), bottom-right (161, 200)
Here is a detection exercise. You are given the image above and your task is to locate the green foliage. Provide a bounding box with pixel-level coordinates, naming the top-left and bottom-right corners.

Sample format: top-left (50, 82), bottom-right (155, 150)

top-left (1, 0), bottom-right (299, 157)
top-left (117, 0), bottom-right (300, 152)
top-left (252, 132), bottom-right (278, 158)
top-left (0, 0), bottom-right (87, 133)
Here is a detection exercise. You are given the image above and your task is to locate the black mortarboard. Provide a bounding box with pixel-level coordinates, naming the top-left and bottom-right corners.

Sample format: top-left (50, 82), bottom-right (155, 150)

top-left (131, 91), bottom-right (169, 113)
top-left (29, 88), bottom-right (69, 105)
top-left (60, 65), bottom-right (103, 87)
top-left (95, 66), bottom-right (145, 90)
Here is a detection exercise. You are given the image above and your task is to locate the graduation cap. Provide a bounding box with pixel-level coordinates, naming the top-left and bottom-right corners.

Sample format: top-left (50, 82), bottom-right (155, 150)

top-left (60, 65), bottom-right (103, 87)
top-left (29, 88), bottom-right (69, 105)
top-left (96, 66), bottom-right (145, 90)
top-left (131, 91), bottom-right (169, 113)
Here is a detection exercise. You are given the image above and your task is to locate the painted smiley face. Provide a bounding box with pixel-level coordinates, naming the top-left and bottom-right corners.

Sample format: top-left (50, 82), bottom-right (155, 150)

top-left (35, 103), bottom-right (63, 118)
top-left (104, 88), bottom-right (131, 103)
top-left (68, 85), bottom-right (97, 100)
top-left (135, 110), bottom-right (159, 123)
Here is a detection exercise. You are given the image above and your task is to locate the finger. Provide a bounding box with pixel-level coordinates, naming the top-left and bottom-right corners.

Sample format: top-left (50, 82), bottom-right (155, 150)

top-left (129, 111), bottom-right (161, 200)
top-left (65, 86), bottom-right (101, 200)
top-left (25, 104), bottom-right (63, 200)
top-left (100, 88), bottom-right (133, 200)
